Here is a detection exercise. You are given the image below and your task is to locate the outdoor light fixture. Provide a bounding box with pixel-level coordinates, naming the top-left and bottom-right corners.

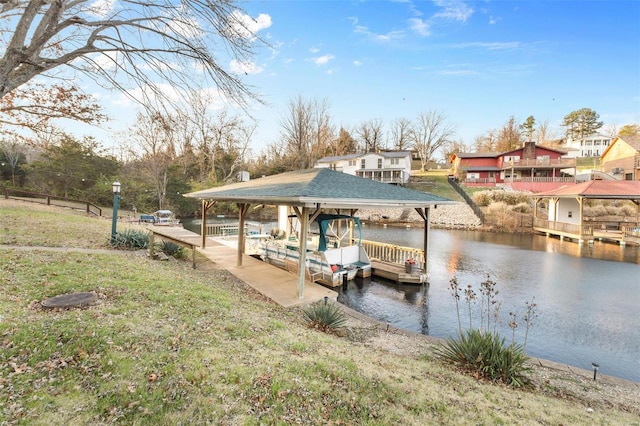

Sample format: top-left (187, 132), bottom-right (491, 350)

top-left (592, 362), bottom-right (599, 381)
top-left (324, 296), bottom-right (328, 305)
top-left (111, 181), bottom-right (121, 242)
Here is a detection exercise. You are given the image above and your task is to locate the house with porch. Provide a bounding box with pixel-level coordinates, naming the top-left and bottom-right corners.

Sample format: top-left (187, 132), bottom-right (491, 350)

top-left (450, 142), bottom-right (577, 192)
top-left (564, 133), bottom-right (613, 158)
top-left (314, 150), bottom-right (412, 185)
top-left (600, 135), bottom-right (640, 180)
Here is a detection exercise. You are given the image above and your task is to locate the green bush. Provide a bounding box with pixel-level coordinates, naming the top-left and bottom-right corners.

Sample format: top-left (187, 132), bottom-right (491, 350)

top-left (109, 229), bottom-right (149, 249)
top-left (436, 329), bottom-right (531, 387)
top-left (303, 301), bottom-right (347, 333)
top-left (161, 241), bottom-right (184, 258)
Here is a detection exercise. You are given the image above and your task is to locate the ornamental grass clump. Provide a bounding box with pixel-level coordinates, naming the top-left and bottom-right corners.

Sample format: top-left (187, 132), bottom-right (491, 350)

top-left (108, 229), bottom-right (149, 249)
top-left (438, 275), bottom-right (537, 387)
top-left (303, 301), bottom-right (347, 333)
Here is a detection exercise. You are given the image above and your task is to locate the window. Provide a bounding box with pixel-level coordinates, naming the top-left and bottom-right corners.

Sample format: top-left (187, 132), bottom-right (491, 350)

top-left (377, 158), bottom-right (383, 169)
top-left (348, 160), bottom-right (356, 167)
top-left (361, 159), bottom-right (366, 169)
top-left (390, 158), bottom-right (400, 165)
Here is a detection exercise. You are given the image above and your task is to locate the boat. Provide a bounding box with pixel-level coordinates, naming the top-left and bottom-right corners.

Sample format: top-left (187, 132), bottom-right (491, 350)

top-left (258, 214), bottom-right (372, 287)
top-left (151, 210), bottom-right (180, 226)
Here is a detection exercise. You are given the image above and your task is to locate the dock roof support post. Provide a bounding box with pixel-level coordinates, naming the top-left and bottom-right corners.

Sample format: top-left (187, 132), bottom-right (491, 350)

top-left (236, 203), bottom-right (251, 267)
top-left (296, 206), bottom-right (310, 299)
top-left (201, 200), bottom-right (215, 249)
top-left (414, 206), bottom-right (431, 277)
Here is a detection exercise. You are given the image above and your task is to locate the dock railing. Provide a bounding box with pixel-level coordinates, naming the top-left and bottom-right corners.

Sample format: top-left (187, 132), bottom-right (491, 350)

top-left (359, 239), bottom-right (424, 266)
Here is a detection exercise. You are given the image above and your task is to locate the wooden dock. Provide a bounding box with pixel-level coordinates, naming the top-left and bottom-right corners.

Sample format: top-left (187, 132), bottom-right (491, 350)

top-left (370, 260), bottom-right (428, 284)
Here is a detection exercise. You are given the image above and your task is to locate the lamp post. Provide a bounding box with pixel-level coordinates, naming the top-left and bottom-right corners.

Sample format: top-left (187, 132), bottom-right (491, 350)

top-left (111, 181), bottom-right (121, 242)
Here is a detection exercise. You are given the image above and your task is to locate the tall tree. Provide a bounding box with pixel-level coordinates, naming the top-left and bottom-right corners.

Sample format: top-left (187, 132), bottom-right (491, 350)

top-left (280, 96), bottom-right (334, 170)
top-left (496, 116), bottom-right (522, 152)
top-left (562, 108), bottom-right (603, 140)
top-left (0, 0), bottom-right (266, 117)
top-left (328, 127), bottom-right (358, 156)
top-left (356, 119), bottom-right (385, 153)
top-left (520, 116), bottom-right (536, 141)
top-left (535, 119), bottom-right (562, 144)
top-left (0, 139), bottom-right (28, 185)
top-left (618, 124), bottom-right (640, 137)
top-left (410, 110), bottom-right (455, 171)
top-left (28, 134), bottom-right (118, 199)
top-left (389, 117), bottom-right (413, 150)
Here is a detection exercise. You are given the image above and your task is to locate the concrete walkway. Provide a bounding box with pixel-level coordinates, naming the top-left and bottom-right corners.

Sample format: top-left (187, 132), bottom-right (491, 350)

top-left (148, 227), bottom-right (337, 308)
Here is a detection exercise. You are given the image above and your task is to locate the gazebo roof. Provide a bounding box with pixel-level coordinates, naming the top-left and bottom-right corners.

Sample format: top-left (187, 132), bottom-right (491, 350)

top-left (534, 180), bottom-right (640, 199)
top-left (184, 168), bottom-right (454, 209)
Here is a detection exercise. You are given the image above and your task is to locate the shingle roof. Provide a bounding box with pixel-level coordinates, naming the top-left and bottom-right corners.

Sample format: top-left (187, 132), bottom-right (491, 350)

top-left (184, 168), bottom-right (454, 209)
top-left (619, 135), bottom-right (640, 151)
top-left (534, 180), bottom-right (640, 198)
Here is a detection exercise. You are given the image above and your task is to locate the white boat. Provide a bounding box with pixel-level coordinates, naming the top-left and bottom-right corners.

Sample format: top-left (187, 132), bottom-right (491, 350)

top-left (152, 210), bottom-right (181, 226)
top-left (259, 214), bottom-right (371, 287)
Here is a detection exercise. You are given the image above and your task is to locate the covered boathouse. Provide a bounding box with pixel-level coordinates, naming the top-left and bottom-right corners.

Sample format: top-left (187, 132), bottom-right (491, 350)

top-left (184, 168), bottom-right (454, 301)
top-left (533, 180), bottom-right (640, 245)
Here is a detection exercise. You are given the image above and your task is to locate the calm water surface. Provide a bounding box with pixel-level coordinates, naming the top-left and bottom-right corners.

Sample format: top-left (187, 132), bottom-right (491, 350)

top-left (339, 225), bottom-right (640, 382)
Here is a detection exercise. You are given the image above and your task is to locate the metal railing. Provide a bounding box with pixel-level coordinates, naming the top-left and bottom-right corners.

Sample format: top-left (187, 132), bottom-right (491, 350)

top-left (447, 176), bottom-right (485, 223)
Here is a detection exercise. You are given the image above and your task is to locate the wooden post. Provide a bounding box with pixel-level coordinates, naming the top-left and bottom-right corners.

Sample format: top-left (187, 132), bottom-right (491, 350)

top-left (297, 206), bottom-right (310, 299)
top-left (236, 203), bottom-right (251, 267)
top-left (149, 231), bottom-right (155, 259)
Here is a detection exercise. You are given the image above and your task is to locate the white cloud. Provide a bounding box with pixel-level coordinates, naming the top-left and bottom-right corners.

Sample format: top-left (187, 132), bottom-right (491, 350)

top-left (451, 41), bottom-right (520, 50)
top-left (489, 16), bottom-right (499, 25)
top-left (432, 0), bottom-right (473, 23)
top-left (229, 59), bottom-right (264, 75)
top-left (352, 17), bottom-right (406, 42)
top-left (230, 11), bottom-right (272, 40)
top-left (314, 54), bottom-right (335, 66)
top-left (353, 60), bottom-right (362, 66)
top-left (309, 47), bottom-right (320, 54)
top-left (409, 18), bottom-right (430, 36)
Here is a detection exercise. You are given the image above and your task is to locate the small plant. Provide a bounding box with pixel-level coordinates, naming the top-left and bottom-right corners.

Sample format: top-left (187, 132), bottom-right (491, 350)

top-left (437, 329), bottom-right (531, 387)
top-left (109, 229), bottom-right (149, 249)
top-left (302, 301), bottom-right (347, 333)
top-left (161, 241), bottom-right (184, 258)
top-left (440, 274), bottom-right (536, 387)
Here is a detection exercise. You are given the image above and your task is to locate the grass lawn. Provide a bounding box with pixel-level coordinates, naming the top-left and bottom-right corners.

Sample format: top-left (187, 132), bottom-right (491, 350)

top-left (1, 199), bottom-right (638, 425)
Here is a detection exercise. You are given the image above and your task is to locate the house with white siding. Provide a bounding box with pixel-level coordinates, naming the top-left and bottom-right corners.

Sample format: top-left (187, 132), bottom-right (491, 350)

top-left (314, 151), bottom-right (412, 185)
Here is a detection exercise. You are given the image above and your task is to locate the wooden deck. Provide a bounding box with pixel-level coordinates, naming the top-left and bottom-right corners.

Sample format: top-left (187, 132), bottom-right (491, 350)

top-left (145, 226), bottom-right (337, 308)
top-left (370, 260), bottom-right (428, 284)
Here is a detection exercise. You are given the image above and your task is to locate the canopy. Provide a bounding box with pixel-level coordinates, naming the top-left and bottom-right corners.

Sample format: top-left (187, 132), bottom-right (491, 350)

top-left (314, 213), bottom-right (362, 252)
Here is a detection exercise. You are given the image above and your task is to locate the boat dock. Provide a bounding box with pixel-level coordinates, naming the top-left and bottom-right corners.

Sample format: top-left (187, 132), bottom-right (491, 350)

top-left (148, 226), bottom-right (337, 308)
top-left (370, 260), bottom-right (428, 284)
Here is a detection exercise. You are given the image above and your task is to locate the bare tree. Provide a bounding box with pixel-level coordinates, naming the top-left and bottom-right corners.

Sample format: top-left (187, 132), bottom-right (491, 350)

top-left (280, 96), bottom-right (334, 170)
top-left (356, 119), bottom-right (385, 152)
top-left (0, 138), bottom-right (27, 184)
top-left (0, 0), bottom-right (266, 119)
top-left (128, 111), bottom-right (177, 210)
top-left (535, 119), bottom-right (562, 145)
top-left (389, 117), bottom-right (413, 150)
top-left (411, 110), bottom-right (455, 171)
top-left (474, 130), bottom-right (498, 152)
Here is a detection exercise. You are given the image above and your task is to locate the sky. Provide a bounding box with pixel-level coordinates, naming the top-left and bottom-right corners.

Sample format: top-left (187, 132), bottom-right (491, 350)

top-left (71, 0), bottom-right (640, 159)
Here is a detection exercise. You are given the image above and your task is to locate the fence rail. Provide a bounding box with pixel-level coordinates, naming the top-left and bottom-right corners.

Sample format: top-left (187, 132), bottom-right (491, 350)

top-left (359, 239), bottom-right (424, 266)
top-left (3, 188), bottom-right (102, 216)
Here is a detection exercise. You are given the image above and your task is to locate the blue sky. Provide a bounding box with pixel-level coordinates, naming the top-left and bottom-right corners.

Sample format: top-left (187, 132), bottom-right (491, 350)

top-left (78, 0), bottom-right (640, 158)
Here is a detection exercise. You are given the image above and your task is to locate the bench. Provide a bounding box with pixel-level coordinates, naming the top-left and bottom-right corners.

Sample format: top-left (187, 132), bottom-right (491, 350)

top-left (148, 229), bottom-right (198, 269)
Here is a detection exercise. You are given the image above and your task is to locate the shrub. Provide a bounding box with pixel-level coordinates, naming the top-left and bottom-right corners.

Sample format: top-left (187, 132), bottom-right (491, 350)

top-left (510, 202), bottom-right (531, 214)
top-left (473, 191), bottom-right (492, 207)
top-left (619, 205), bottom-right (636, 217)
top-left (109, 229), bottom-right (149, 249)
top-left (161, 241), bottom-right (184, 258)
top-left (303, 301), bottom-right (347, 333)
top-left (437, 329), bottom-right (531, 387)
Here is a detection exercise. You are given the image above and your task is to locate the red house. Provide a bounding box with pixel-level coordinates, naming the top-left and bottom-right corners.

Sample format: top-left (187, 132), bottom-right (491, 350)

top-left (450, 142), bottom-right (577, 192)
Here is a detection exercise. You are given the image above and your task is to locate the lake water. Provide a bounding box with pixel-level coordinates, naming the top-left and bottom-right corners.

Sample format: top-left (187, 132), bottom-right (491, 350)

top-left (184, 219), bottom-right (640, 382)
top-left (341, 224), bottom-right (640, 383)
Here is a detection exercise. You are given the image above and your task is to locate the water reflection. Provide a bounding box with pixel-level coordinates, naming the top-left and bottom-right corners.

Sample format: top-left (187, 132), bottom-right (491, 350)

top-left (340, 225), bottom-right (640, 382)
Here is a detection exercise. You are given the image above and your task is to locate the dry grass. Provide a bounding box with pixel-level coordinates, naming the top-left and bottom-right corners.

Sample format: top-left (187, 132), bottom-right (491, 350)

top-left (1, 198), bottom-right (639, 425)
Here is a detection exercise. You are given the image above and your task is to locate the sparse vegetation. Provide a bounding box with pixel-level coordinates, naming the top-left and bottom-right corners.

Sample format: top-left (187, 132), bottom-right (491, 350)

top-left (109, 229), bottom-right (149, 250)
top-left (303, 300), bottom-right (347, 333)
top-left (439, 276), bottom-right (536, 387)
